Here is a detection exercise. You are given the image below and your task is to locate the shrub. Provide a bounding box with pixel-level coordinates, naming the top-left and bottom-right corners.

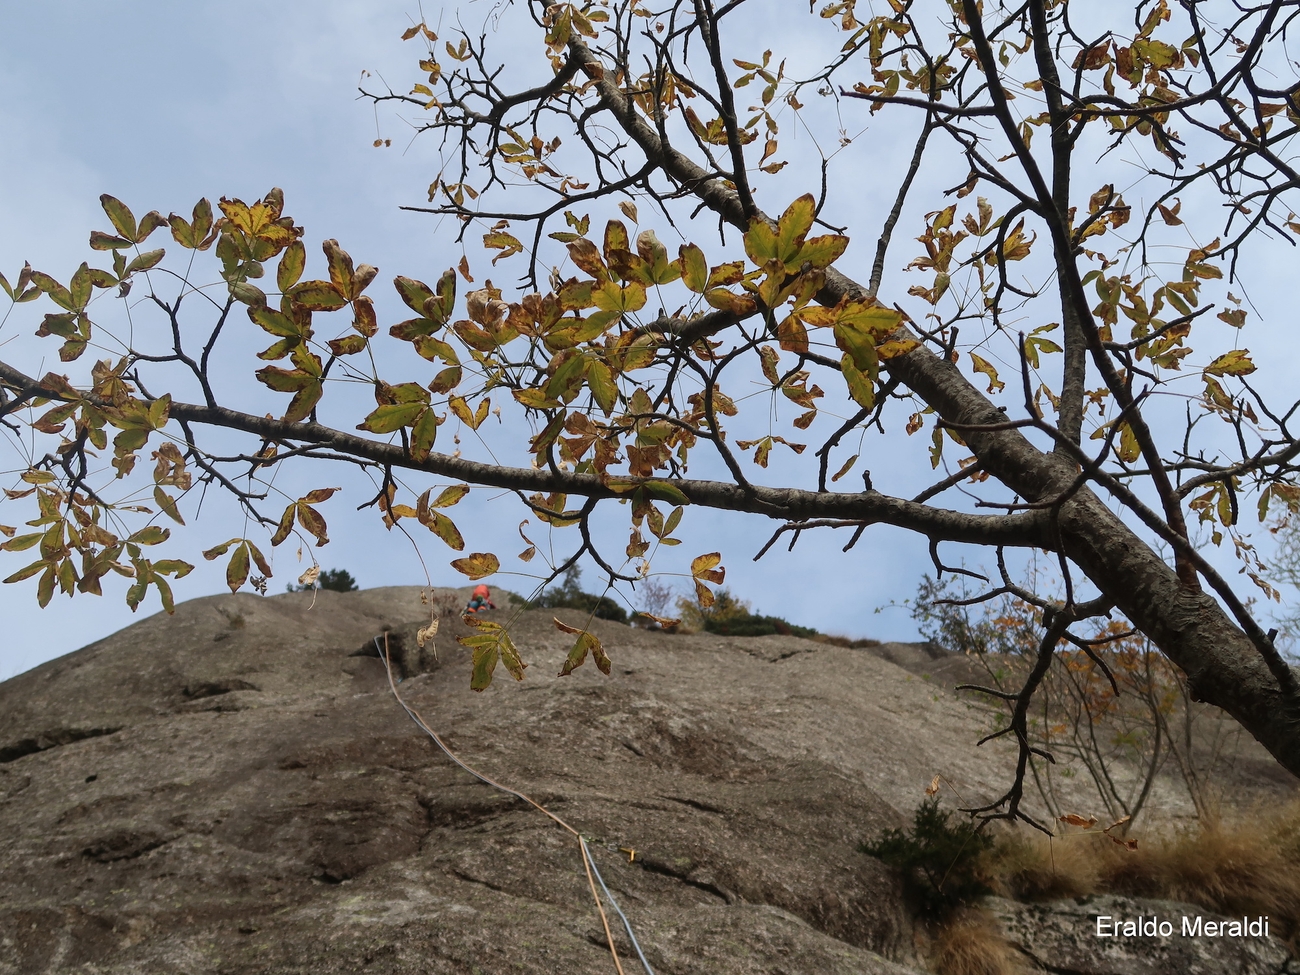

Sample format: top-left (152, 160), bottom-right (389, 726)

top-left (676, 586), bottom-right (820, 638)
top-left (703, 613), bottom-right (819, 637)
top-left (861, 798), bottom-right (993, 918)
top-left (528, 566), bottom-right (628, 623)
top-left (287, 568), bottom-right (358, 593)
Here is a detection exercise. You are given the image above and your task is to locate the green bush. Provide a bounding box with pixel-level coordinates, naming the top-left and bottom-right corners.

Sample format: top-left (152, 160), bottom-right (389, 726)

top-left (861, 798), bottom-right (993, 918)
top-left (287, 568), bottom-right (359, 593)
top-left (678, 586), bottom-right (820, 637)
top-left (703, 613), bottom-right (819, 637)
top-left (528, 566), bottom-right (628, 623)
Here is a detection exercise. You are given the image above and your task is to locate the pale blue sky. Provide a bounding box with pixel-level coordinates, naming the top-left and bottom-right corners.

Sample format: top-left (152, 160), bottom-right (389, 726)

top-left (2, 3), bottom-right (1296, 680)
top-left (0, 2), bottom-right (951, 678)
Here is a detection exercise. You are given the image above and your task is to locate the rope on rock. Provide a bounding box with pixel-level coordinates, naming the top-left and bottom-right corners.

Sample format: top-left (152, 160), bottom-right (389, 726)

top-left (376, 634), bottom-right (657, 975)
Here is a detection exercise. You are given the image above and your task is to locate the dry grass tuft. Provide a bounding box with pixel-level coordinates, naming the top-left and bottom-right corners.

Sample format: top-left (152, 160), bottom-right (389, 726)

top-left (932, 908), bottom-right (1024, 975)
top-left (983, 800), bottom-right (1300, 946)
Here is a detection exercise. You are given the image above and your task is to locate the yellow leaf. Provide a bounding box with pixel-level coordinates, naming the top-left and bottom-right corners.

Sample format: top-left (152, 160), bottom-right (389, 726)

top-left (1204, 349), bottom-right (1256, 377)
top-left (970, 353), bottom-right (1005, 392)
top-left (679, 244), bottom-right (708, 292)
top-left (690, 552), bottom-right (725, 584)
top-left (451, 552), bottom-right (500, 580)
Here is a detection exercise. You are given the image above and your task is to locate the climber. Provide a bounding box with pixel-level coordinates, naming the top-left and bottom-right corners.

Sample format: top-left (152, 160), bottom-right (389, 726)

top-left (464, 584), bottom-right (496, 614)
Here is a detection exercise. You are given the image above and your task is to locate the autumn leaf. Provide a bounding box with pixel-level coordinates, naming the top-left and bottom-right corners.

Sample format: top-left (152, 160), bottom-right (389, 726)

top-left (451, 552), bottom-right (500, 580)
top-left (970, 353), bottom-right (1005, 393)
top-left (1204, 349), bottom-right (1256, 377)
top-left (691, 552), bottom-right (725, 584)
top-left (558, 628), bottom-right (611, 676)
top-left (1058, 813), bottom-right (1099, 829)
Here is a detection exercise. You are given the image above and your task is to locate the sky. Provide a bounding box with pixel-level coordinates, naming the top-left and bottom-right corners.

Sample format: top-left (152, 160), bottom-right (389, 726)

top-left (0, 2), bottom-right (951, 679)
top-left (1, 2), bottom-right (1297, 681)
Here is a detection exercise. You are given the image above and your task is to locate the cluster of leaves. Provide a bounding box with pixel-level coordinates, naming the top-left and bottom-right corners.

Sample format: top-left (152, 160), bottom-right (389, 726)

top-left (860, 798), bottom-right (994, 919)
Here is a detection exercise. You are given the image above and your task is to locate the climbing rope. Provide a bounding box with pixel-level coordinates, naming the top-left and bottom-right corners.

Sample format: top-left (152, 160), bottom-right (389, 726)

top-left (375, 634), bottom-right (657, 975)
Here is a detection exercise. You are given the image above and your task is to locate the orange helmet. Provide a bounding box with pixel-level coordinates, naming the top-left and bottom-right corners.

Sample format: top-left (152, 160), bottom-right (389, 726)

top-left (473, 584), bottom-right (490, 597)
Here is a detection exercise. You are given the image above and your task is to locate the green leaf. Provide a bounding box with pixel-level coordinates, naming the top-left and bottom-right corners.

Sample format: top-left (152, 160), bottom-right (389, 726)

top-left (603, 220), bottom-right (631, 262)
top-left (2, 559), bottom-right (47, 584)
top-left (586, 359), bottom-right (618, 415)
top-left (202, 538), bottom-right (240, 560)
top-left (1, 532), bottom-right (43, 553)
top-left (794, 234), bottom-right (848, 269)
top-left (129, 526), bottom-right (170, 546)
top-left (249, 305), bottom-right (301, 338)
top-left (841, 353), bottom-right (876, 409)
top-left (226, 543), bottom-right (250, 593)
top-left (425, 509), bottom-right (464, 550)
top-left (592, 279), bottom-right (647, 315)
top-left (409, 406), bottom-right (440, 462)
top-left (428, 269), bottom-right (458, 323)
top-left (394, 275), bottom-right (435, 315)
top-left (255, 366), bottom-right (322, 423)
top-left (135, 211), bottom-right (168, 243)
top-left (153, 573), bottom-right (175, 614)
top-left (776, 194), bottom-right (816, 263)
top-left (278, 240), bottom-right (306, 292)
top-left (256, 365), bottom-right (315, 392)
top-left (125, 249), bottom-right (165, 275)
top-left (69, 264), bottom-right (92, 311)
top-left (413, 334), bottom-right (458, 363)
top-left (100, 194), bottom-right (137, 241)
top-left (457, 616), bottom-right (526, 689)
top-left (432, 485), bottom-right (470, 508)
top-left (322, 239), bottom-right (356, 299)
top-left (559, 630), bottom-right (610, 676)
top-left (230, 281), bottom-right (266, 306)
top-left (513, 387), bottom-right (561, 410)
top-left (288, 280), bottom-right (347, 311)
top-left (358, 402), bottom-right (427, 435)
top-left (429, 365), bottom-right (462, 395)
top-left (153, 486), bottom-right (186, 525)
top-left (90, 231), bottom-right (133, 251)
top-left (30, 271), bottom-right (73, 310)
top-left (327, 334), bottom-right (368, 357)
top-left (744, 219), bottom-right (780, 266)
top-left (152, 559), bottom-right (195, 579)
top-left (37, 564), bottom-right (56, 608)
top-left (642, 480), bottom-right (690, 506)
top-left (679, 244), bottom-right (708, 292)
top-left (270, 505), bottom-right (296, 547)
top-left (467, 635), bottom-right (501, 689)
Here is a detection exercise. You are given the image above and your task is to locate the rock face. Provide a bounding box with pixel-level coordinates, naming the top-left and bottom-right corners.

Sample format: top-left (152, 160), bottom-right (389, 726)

top-left (0, 587), bottom-right (1293, 974)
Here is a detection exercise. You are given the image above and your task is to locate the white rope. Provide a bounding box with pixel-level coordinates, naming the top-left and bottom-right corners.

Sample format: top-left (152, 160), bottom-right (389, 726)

top-left (375, 636), bottom-right (656, 974)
